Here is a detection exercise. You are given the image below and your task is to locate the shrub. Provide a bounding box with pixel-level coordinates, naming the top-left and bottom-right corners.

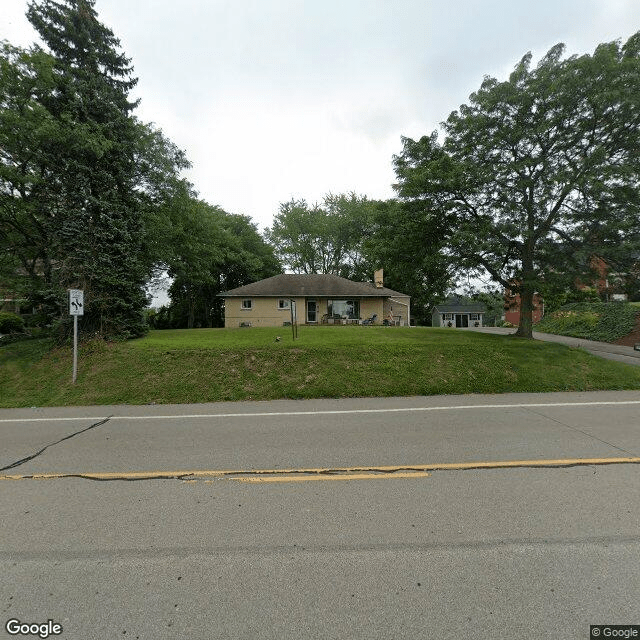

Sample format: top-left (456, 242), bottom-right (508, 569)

top-left (536, 302), bottom-right (637, 342)
top-left (0, 312), bottom-right (25, 334)
top-left (539, 286), bottom-right (601, 314)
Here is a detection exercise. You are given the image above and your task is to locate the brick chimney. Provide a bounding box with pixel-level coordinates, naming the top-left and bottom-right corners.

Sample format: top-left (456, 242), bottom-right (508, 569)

top-left (374, 268), bottom-right (384, 288)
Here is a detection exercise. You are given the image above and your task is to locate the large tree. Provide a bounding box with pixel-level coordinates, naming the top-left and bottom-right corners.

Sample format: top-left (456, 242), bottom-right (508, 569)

top-left (364, 199), bottom-right (452, 324)
top-left (265, 193), bottom-right (376, 279)
top-left (0, 41), bottom-right (63, 318)
top-left (394, 34), bottom-right (640, 338)
top-left (158, 194), bottom-right (281, 329)
top-left (0, 0), bottom-right (190, 339)
top-left (27, 0), bottom-right (149, 338)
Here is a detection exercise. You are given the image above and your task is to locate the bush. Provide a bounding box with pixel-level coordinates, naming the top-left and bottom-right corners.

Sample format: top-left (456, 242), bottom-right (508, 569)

top-left (0, 312), bottom-right (25, 334)
top-left (535, 302), bottom-right (638, 342)
top-left (539, 286), bottom-right (601, 314)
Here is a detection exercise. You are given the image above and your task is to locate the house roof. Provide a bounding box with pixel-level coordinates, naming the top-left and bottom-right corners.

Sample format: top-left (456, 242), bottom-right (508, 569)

top-left (219, 274), bottom-right (409, 298)
top-left (432, 297), bottom-right (487, 313)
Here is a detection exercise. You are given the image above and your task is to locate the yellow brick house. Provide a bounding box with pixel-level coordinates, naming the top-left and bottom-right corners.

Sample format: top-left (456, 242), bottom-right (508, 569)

top-left (219, 271), bottom-right (410, 328)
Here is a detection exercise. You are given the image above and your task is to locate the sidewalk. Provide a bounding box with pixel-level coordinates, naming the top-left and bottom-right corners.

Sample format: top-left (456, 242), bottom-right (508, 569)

top-left (467, 326), bottom-right (640, 367)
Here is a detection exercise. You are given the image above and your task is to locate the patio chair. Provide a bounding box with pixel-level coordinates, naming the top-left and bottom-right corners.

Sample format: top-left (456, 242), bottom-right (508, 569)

top-left (362, 313), bottom-right (377, 325)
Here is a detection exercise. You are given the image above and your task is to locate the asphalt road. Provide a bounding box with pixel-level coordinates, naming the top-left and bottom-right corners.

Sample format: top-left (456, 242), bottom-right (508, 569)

top-left (2, 391), bottom-right (640, 639)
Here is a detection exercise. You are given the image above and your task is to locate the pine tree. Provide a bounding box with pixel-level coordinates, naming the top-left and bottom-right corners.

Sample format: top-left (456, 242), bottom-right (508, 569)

top-left (25, 0), bottom-right (148, 338)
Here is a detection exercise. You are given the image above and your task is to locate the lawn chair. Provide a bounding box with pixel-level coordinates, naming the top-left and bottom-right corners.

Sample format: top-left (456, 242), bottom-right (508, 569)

top-left (362, 313), bottom-right (377, 325)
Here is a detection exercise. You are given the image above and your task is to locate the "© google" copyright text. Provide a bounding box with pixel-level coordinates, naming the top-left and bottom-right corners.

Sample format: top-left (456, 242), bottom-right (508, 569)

top-left (591, 626), bottom-right (640, 639)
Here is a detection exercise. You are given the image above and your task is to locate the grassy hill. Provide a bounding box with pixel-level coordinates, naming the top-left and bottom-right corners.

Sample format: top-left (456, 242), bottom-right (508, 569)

top-left (535, 302), bottom-right (639, 342)
top-left (1, 326), bottom-right (640, 408)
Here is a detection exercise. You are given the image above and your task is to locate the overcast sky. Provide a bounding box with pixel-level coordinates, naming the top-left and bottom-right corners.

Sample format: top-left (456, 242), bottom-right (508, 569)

top-left (2, 0), bottom-right (640, 233)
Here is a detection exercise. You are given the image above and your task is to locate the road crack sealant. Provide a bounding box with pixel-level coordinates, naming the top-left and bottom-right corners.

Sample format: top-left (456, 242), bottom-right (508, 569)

top-left (1, 457), bottom-right (640, 483)
top-left (0, 416), bottom-right (112, 473)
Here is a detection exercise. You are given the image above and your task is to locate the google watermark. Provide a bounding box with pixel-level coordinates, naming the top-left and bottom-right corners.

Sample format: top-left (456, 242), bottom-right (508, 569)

top-left (5, 619), bottom-right (63, 638)
top-left (591, 626), bottom-right (640, 639)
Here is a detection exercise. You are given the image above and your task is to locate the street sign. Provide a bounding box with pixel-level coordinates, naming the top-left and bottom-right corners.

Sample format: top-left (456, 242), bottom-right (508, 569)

top-left (69, 289), bottom-right (84, 316)
top-left (69, 289), bottom-right (84, 384)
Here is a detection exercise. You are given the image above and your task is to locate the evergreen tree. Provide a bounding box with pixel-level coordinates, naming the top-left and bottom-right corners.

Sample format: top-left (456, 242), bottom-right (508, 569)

top-left (25, 0), bottom-right (148, 338)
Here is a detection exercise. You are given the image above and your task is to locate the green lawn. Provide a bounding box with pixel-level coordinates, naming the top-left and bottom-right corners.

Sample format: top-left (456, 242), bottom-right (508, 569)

top-left (1, 326), bottom-right (640, 408)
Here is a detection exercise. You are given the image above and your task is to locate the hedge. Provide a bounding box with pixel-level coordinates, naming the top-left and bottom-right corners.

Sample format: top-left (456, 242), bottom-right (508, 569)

top-left (535, 302), bottom-right (638, 342)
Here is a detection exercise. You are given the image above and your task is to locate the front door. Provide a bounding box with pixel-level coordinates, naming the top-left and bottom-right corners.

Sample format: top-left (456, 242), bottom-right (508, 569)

top-left (455, 314), bottom-right (469, 328)
top-left (307, 299), bottom-right (317, 323)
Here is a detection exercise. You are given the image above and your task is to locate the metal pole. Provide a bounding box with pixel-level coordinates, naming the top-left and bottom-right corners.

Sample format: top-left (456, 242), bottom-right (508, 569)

top-left (290, 299), bottom-right (297, 341)
top-left (72, 315), bottom-right (78, 384)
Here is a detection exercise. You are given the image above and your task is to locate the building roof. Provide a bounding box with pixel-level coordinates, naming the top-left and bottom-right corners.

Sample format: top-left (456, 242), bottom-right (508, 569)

top-left (219, 274), bottom-right (409, 298)
top-left (432, 297), bottom-right (487, 313)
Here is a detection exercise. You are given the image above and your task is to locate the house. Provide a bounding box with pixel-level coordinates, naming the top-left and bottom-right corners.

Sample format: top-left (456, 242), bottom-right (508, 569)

top-left (218, 270), bottom-right (410, 328)
top-left (431, 297), bottom-right (486, 328)
top-left (502, 255), bottom-right (638, 326)
top-left (1, 283), bottom-right (24, 314)
top-left (503, 288), bottom-right (544, 325)
top-left (587, 256), bottom-right (632, 302)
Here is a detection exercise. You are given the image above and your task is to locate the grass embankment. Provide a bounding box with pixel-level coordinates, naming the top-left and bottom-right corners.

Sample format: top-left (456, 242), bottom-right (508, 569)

top-left (1, 326), bottom-right (640, 408)
top-left (535, 302), bottom-right (639, 342)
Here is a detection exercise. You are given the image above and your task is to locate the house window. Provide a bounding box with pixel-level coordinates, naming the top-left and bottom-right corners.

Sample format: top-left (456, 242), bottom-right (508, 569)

top-left (327, 299), bottom-right (360, 319)
top-left (443, 313), bottom-right (453, 321)
top-left (241, 299), bottom-right (252, 310)
top-left (470, 313), bottom-right (479, 321)
top-left (278, 299), bottom-right (290, 310)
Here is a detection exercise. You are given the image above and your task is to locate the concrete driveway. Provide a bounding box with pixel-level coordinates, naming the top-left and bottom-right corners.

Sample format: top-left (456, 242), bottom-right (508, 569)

top-left (467, 326), bottom-right (640, 367)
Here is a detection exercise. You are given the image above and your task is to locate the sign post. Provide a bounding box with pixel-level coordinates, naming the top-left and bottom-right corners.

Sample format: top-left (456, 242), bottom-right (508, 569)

top-left (69, 289), bottom-right (84, 383)
top-left (290, 299), bottom-right (297, 340)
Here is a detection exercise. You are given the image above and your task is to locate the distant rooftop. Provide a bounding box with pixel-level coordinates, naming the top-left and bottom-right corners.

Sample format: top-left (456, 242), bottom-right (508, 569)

top-left (432, 297), bottom-right (487, 313)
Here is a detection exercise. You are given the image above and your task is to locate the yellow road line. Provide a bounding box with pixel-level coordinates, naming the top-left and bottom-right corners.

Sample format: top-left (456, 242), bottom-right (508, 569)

top-left (1, 457), bottom-right (639, 482)
top-left (232, 472), bottom-right (432, 483)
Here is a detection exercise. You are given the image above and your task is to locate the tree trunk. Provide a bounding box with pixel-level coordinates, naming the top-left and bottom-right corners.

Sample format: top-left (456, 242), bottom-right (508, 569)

top-left (515, 234), bottom-right (536, 339)
top-left (515, 284), bottom-right (534, 339)
top-left (188, 290), bottom-right (195, 329)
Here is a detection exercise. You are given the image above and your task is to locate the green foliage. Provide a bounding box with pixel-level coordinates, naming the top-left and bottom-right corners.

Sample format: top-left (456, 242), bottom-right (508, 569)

top-left (0, 312), bottom-right (25, 333)
top-left (536, 302), bottom-right (638, 342)
top-left (265, 194), bottom-right (452, 324)
top-left (364, 199), bottom-right (451, 324)
top-left (537, 285), bottom-right (601, 314)
top-left (139, 182), bottom-right (281, 331)
top-left (0, 1), bottom-right (189, 341)
top-left (160, 196), bottom-right (281, 329)
top-left (265, 193), bottom-right (376, 278)
top-left (394, 33), bottom-right (640, 339)
top-left (2, 328), bottom-right (639, 407)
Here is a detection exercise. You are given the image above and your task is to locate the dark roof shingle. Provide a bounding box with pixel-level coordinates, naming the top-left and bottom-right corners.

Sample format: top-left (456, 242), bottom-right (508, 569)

top-left (432, 297), bottom-right (487, 313)
top-left (219, 274), bottom-right (409, 298)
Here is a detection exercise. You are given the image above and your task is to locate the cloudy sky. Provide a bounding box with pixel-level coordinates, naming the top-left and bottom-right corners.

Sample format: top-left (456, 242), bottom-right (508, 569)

top-left (2, 0), bottom-right (639, 233)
